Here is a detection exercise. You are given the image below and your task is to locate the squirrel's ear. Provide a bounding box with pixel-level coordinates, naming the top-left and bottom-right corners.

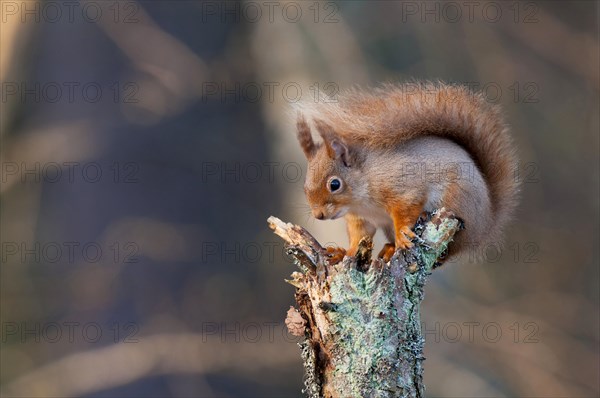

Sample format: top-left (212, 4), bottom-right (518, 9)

top-left (314, 119), bottom-right (352, 167)
top-left (296, 113), bottom-right (316, 159)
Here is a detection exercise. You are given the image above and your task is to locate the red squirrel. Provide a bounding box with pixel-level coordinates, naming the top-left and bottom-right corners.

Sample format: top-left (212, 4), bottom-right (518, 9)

top-left (295, 82), bottom-right (519, 263)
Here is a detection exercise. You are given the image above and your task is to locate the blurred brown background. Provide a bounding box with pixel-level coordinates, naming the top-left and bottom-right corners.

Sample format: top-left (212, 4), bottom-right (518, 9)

top-left (1, 1), bottom-right (598, 397)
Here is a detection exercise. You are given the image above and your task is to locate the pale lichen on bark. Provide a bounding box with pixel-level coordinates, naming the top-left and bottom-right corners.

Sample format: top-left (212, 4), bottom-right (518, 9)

top-left (269, 208), bottom-right (460, 398)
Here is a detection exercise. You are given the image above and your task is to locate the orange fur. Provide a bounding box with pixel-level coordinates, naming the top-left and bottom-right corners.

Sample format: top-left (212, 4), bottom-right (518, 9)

top-left (378, 243), bottom-right (396, 262)
top-left (385, 198), bottom-right (424, 250)
top-left (345, 214), bottom-right (376, 256)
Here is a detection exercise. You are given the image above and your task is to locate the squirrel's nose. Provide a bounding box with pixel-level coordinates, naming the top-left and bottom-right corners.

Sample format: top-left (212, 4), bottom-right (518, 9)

top-left (315, 211), bottom-right (324, 220)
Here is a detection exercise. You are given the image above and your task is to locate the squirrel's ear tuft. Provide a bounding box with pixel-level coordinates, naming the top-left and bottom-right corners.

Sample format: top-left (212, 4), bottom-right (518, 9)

top-left (296, 113), bottom-right (316, 159)
top-left (314, 119), bottom-right (352, 167)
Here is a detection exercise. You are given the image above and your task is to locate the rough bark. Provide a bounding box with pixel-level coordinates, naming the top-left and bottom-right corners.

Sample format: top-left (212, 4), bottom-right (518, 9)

top-left (267, 208), bottom-right (461, 398)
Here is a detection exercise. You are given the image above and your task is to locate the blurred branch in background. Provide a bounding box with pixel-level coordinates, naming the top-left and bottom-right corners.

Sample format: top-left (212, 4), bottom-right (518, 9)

top-left (90, 0), bottom-right (210, 124)
top-left (2, 333), bottom-right (298, 397)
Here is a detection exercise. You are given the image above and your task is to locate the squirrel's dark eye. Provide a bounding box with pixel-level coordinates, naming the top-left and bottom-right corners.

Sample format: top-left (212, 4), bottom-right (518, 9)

top-left (329, 178), bottom-right (341, 192)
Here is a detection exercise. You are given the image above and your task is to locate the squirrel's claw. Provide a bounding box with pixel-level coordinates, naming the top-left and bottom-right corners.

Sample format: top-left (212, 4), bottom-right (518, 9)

top-left (325, 246), bottom-right (346, 265)
top-left (378, 243), bottom-right (396, 262)
top-left (395, 226), bottom-right (415, 250)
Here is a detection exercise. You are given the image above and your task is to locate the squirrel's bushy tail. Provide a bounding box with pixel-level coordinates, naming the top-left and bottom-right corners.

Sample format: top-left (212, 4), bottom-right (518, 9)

top-left (296, 81), bottom-right (519, 241)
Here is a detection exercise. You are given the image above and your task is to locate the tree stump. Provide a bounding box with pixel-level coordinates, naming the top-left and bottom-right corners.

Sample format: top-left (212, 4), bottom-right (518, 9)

top-left (267, 208), bottom-right (461, 398)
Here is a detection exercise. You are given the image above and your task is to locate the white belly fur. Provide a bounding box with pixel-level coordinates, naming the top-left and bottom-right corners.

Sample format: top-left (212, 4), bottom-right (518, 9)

top-left (350, 189), bottom-right (437, 229)
top-left (351, 202), bottom-right (392, 228)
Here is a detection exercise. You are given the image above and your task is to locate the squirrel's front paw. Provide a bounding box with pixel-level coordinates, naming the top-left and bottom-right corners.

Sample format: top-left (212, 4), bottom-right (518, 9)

top-left (378, 243), bottom-right (396, 262)
top-left (325, 246), bottom-right (346, 265)
top-left (395, 226), bottom-right (416, 250)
